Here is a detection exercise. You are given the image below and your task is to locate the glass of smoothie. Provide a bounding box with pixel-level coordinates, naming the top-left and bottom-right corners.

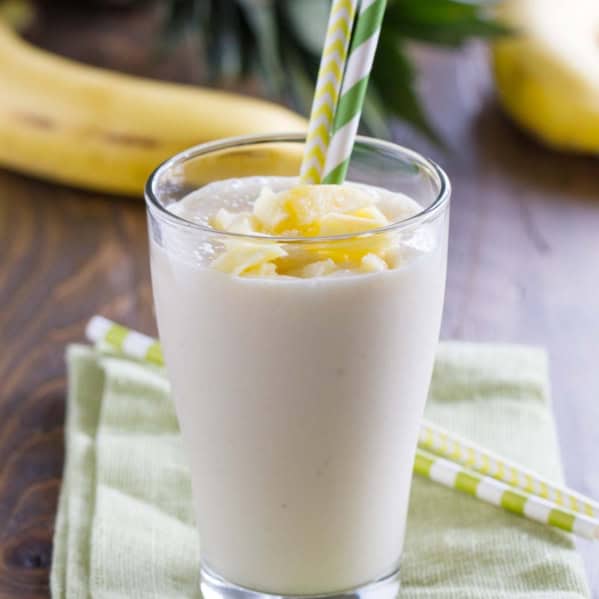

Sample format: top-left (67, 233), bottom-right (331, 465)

top-left (145, 133), bottom-right (450, 599)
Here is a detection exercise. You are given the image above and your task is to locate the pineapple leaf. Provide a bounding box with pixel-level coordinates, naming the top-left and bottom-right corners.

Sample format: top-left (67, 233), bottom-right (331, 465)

top-left (207, 1), bottom-right (243, 82)
top-left (281, 0), bottom-right (329, 55)
top-left (372, 32), bottom-right (443, 145)
top-left (362, 87), bottom-right (393, 140)
top-left (237, 0), bottom-right (284, 96)
top-left (160, 0), bottom-right (509, 145)
top-left (283, 46), bottom-right (318, 114)
top-left (386, 0), bottom-right (511, 47)
top-left (161, 0), bottom-right (205, 51)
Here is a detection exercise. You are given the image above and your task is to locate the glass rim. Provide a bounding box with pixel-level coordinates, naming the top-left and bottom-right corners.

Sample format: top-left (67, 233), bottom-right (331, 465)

top-left (145, 133), bottom-right (451, 244)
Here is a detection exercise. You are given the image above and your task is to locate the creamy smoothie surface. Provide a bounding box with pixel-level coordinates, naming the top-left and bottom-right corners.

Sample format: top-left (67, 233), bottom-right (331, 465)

top-left (151, 176), bottom-right (447, 594)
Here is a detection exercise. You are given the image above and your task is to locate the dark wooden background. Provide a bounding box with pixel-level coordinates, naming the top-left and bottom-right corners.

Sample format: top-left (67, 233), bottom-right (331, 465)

top-left (1, 3), bottom-right (598, 597)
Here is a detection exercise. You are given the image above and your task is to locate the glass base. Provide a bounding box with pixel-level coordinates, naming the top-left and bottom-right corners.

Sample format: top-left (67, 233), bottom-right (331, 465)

top-left (200, 564), bottom-right (400, 599)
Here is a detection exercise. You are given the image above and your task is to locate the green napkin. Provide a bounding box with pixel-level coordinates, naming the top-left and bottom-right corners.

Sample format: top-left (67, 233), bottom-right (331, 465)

top-left (51, 342), bottom-right (590, 598)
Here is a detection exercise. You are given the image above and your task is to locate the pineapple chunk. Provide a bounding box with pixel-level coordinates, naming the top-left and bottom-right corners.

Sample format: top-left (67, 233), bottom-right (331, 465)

top-left (227, 213), bottom-right (255, 235)
top-left (253, 187), bottom-right (288, 232)
top-left (209, 183), bottom-right (403, 277)
top-left (210, 208), bottom-right (236, 231)
top-left (244, 262), bottom-right (278, 277)
top-left (212, 241), bottom-right (287, 276)
top-left (273, 248), bottom-right (318, 274)
top-left (360, 253), bottom-right (389, 273)
top-left (291, 259), bottom-right (337, 278)
top-left (319, 212), bottom-right (386, 236)
top-left (352, 204), bottom-right (389, 225)
top-left (280, 184), bottom-right (375, 236)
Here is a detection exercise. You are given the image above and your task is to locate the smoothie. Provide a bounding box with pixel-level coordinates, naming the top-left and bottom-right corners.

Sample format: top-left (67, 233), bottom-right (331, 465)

top-left (149, 176), bottom-right (448, 595)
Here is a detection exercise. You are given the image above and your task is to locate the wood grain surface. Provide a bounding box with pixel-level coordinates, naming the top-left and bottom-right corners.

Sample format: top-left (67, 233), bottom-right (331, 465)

top-left (1, 4), bottom-right (598, 597)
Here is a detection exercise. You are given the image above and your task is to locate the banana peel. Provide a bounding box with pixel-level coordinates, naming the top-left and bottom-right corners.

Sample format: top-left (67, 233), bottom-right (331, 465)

top-left (0, 18), bottom-right (307, 196)
top-left (492, 0), bottom-right (599, 154)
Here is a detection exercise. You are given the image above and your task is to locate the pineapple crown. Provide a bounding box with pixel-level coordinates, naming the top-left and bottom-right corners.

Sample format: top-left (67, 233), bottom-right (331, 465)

top-left (163, 0), bottom-right (509, 142)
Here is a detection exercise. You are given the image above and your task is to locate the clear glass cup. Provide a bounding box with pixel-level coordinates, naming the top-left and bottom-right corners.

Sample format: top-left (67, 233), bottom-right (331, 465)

top-left (145, 134), bottom-right (450, 599)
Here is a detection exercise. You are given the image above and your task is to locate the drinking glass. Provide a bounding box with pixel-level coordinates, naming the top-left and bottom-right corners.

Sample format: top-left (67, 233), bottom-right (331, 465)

top-left (145, 134), bottom-right (450, 599)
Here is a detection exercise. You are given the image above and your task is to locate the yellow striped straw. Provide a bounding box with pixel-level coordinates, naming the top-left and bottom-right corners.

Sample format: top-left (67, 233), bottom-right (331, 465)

top-left (300, 0), bottom-right (358, 184)
top-left (419, 419), bottom-right (599, 519)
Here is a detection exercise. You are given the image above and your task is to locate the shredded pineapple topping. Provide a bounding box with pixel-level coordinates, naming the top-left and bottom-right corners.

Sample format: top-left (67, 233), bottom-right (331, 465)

top-left (209, 184), bottom-right (418, 278)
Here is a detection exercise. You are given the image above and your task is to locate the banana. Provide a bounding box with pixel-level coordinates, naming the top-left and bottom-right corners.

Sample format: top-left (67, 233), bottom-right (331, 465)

top-left (493, 0), bottom-right (599, 154)
top-left (0, 21), bottom-right (307, 195)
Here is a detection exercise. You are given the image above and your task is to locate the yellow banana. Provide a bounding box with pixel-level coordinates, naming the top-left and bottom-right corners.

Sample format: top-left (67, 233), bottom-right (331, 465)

top-left (493, 0), bottom-right (599, 154)
top-left (0, 21), bottom-right (307, 196)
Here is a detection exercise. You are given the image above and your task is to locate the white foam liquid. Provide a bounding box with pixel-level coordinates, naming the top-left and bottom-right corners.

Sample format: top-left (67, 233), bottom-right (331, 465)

top-left (150, 177), bottom-right (448, 595)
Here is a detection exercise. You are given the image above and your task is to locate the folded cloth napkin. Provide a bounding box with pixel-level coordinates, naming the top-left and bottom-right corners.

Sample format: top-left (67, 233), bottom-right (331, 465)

top-left (51, 342), bottom-right (590, 598)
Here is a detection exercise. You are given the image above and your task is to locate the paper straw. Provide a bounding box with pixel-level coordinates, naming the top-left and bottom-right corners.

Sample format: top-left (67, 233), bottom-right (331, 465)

top-left (85, 316), bottom-right (163, 366)
top-left (85, 316), bottom-right (599, 541)
top-left (415, 448), bottom-right (599, 540)
top-left (419, 419), bottom-right (599, 519)
top-left (299, 0), bottom-right (359, 184)
top-left (323, 0), bottom-right (388, 184)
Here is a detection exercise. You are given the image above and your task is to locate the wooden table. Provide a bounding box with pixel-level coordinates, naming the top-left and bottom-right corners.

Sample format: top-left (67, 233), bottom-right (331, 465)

top-left (1, 7), bottom-right (598, 597)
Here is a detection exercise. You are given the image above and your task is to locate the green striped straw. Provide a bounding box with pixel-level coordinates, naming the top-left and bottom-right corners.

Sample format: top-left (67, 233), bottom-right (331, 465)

top-left (85, 316), bottom-right (599, 541)
top-left (322, 0), bottom-right (388, 184)
top-left (415, 449), bottom-right (599, 541)
top-left (419, 419), bottom-right (599, 519)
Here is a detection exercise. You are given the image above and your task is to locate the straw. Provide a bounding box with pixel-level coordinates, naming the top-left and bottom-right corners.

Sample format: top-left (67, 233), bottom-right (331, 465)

top-left (85, 316), bottom-right (599, 541)
top-left (85, 316), bottom-right (163, 366)
top-left (415, 448), bottom-right (599, 541)
top-left (299, 0), bottom-right (359, 184)
top-left (419, 419), bottom-right (599, 519)
top-left (322, 0), bottom-right (388, 184)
